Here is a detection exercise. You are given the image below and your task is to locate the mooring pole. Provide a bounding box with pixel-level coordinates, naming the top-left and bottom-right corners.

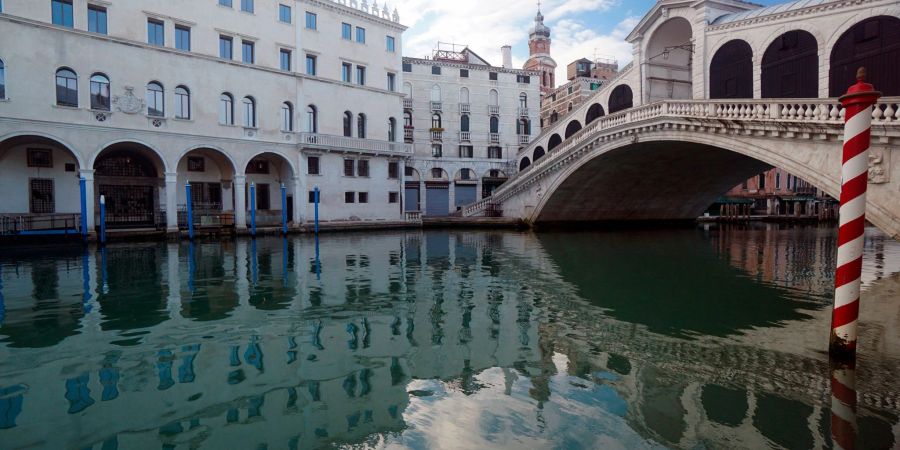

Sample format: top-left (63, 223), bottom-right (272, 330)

top-left (249, 183), bottom-right (257, 237)
top-left (186, 183), bottom-right (194, 240)
top-left (314, 185), bottom-right (320, 234)
top-left (79, 177), bottom-right (88, 240)
top-left (281, 183), bottom-right (288, 235)
top-left (830, 360), bottom-right (858, 450)
top-left (99, 195), bottom-right (107, 245)
top-left (830, 67), bottom-right (881, 358)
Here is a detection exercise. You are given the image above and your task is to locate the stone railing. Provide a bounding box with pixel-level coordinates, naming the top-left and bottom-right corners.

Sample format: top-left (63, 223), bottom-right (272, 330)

top-left (403, 127), bottom-right (414, 143)
top-left (518, 107), bottom-right (529, 117)
top-left (463, 97), bottom-right (900, 217)
top-left (518, 135), bottom-right (530, 145)
top-left (298, 132), bottom-right (413, 155)
top-left (404, 211), bottom-right (422, 223)
top-left (487, 105), bottom-right (500, 115)
top-left (430, 130), bottom-right (443, 141)
top-left (459, 131), bottom-right (471, 141)
top-left (402, 98), bottom-right (413, 109)
top-left (431, 101), bottom-right (442, 112)
top-left (459, 103), bottom-right (471, 114)
top-left (489, 133), bottom-right (500, 144)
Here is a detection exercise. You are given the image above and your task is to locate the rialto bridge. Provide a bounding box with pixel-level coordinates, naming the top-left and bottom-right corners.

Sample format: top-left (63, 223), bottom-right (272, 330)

top-left (464, 0), bottom-right (900, 240)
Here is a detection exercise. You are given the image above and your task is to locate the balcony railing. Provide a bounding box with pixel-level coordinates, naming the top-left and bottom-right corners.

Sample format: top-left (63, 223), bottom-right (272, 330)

top-left (459, 103), bottom-right (471, 114)
top-left (431, 101), bottom-right (443, 112)
top-left (518, 134), bottom-right (530, 145)
top-left (488, 105), bottom-right (500, 115)
top-left (459, 131), bottom-right (471, 142)
top-left (490, 133), bottom-right (500, 144)
top-left (404, 127), bottom-right (414, 143)
top-left (298, 132), bottom-right (413, 155)
top-left (431, 130), bottom-right (443, 141)
top-left (518, 107), bottom-right (529, 117)
top-left (403, 98), bottom-right (413, 110)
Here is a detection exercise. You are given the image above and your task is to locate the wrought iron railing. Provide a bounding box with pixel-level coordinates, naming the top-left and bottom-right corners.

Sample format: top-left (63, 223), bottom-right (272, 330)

top-left (0, 214), bottom-right (81, 235)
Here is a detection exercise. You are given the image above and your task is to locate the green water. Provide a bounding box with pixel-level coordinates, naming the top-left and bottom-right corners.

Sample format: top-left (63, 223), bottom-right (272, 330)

top-left (0, 224), bottom-right (898, 449)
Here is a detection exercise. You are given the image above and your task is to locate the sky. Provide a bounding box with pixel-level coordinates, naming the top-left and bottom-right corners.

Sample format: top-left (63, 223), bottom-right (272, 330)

top-left (392, 0), bottom-right (785, 83)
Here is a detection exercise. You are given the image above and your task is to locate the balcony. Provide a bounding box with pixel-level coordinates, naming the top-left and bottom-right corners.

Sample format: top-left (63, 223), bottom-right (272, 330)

top-left (518, 107), bottom-right (529, 117)
top-left (430, 129), bottom-right (444, 141)
top-left (402, 98), bottom-right (413, 110)
top-left (404, 127), bottom-right (414, 143)
top-left (298, 132), bottom-right (413, 156)
top-left (459, 103), bottom-right (471, 114)
top-left (459, 131), bottom-right (471, 142)
top-left (431, 101), bottom-right (443, 112)
top-left (518, 134), bottom-right (530, 145)
top-left (487, 105), bottom-right (500, 115)
top-left (489, 133), bottom-right (500, 144)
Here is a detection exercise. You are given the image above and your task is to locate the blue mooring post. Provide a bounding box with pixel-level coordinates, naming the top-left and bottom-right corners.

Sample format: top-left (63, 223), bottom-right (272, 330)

top-left (186, 183), bottom-right (195, 240)
top-left (79, 177), bottom-right (88, 240)
top-left (249, 183), bottom-right (257, 237)
top-left (281, 184), bottom-right (288, 235)
top-left (314, 186), bottom-right (320, 234)
top-left (99, 195), bottom-right (107, 245)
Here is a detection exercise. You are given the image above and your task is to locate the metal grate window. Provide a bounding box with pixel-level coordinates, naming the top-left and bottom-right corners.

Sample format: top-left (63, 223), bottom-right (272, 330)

top-left (30, 179), bottom-right (55, 213)
top-left (27, 148), bottom-right (53, 167)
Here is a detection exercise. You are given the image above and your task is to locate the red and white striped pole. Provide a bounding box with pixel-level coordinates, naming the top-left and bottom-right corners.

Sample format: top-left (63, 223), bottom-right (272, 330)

top-left (830, 361), bottom-right (858, 450)
top-left (830, 68), bottom-right (881, 358)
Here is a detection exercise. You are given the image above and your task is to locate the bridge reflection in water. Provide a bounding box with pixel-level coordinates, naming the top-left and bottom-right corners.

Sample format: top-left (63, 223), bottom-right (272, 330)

top-left (0, 227), bottom-right (898, 449)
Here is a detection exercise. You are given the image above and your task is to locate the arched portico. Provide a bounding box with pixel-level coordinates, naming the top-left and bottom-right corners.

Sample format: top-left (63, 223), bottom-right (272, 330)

top-left (644, 17), bottom-right (694, 102)
top-left (243, 152), bottom-right (297, 228)
top-left (176, 147), bottom-right (239, 229)
top-left (93, 142), bottom-right (167, 229)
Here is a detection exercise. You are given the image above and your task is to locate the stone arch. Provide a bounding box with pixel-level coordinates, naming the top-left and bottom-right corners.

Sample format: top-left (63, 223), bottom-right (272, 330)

top-left (177, 146), bottom-right (239, 213)
top-left (645, 17), bottom-right (694, 101)
top-left (519, 157), bottom-right (531, 171)
top-left (710, 39), bottom-right (753, 99)
top-left (176, 145), bottom-right (238, 177)
top-left (0, 132), bottom-right (84, 169)
top-left (91, 139), bottom-right (170, 174)
top-left (608, 85), bottom-right (634, 114)
top-left (92, 141), bottom-right (168, 228)
top-left (244, 152), bottom-right (296, 218)
top-left (564, 120), bottom-right (582, 139)
top-left (585, 103), bottom-right (605, 124)
top-left (761, 30), bottom-right (818, 98)
top-left (828, 15), bottom-right (900, 97)
top-left (426, 167), bottom-right (450, 181)
top-left (0, 133), bottom-right (86, 217)
top-left (547, 134), bottom-right (563, 152)
top-left (244, 150), bottom-right (297, 178)
top-left (405, 166), bottom-right (420, 182)
top-left (533, 146), bottom-right (546, 162)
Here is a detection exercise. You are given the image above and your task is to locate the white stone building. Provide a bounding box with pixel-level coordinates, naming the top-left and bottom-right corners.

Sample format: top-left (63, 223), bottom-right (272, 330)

top-left (0, 0), bottom-right (412, 235)
top-left (401, 46), bottom-right (541, 216)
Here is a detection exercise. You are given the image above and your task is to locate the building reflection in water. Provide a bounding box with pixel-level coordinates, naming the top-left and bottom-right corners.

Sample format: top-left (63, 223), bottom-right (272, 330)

top-left (0, 226), bottom-right (897, 449)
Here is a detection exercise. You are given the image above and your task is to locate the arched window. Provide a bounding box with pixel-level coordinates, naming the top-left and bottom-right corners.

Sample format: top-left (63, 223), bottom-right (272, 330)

top-left (146, 81), bottom-right (164, 117)
top-left (519, 92), bottom-right (527, 108)
top-left (220, 93), bottom-right (234, 125)
top-left (89, 73), bottom-right (110, 111)
top-left (489, 89), bottom-right (499, 106)
top-left (459, 87), bottom-right (470, 104)
top-left (388, 117), bottom-right (397, 142)
top-left (55, 68), bottom-right (78, 107)
top-left (242, 96), bottom-right (256, 127)
top-left (403, 111), bottom-right (412, 128)
top-left (460, 114), bottom-right (470, 132)
top-left (761, 30), bottom-right (818, 98)
top-left (307, 105), bottom-right (318, 133)
top-left (430, 84), bottom-right (441, 102)
top-left (829, 16), bottom-right (900, 97)
top-left (174, 85), bottom-right (191, 119)
top-left (403, 82), bottom-right (413, 98)
top-left (431, 113), bottom-right (442, 129)
top-left (281, 102), bottom-right (294, 131)
top-left (343, 111), bottom-right (353, 136)
top-left (0, 59), bottom-right (5, 99)
top-left (517, 118), bottom-right (530, 135)
top-left (709, 40), bottom-right (753, 99)
top-left (357, 113), bottom-right (366, 138)
top-left (608, 84), bottom-right (633, 114)
top-left (489, 115), bottom-right (499, 133)
top-left (567, 102), bottom-right (573, 112)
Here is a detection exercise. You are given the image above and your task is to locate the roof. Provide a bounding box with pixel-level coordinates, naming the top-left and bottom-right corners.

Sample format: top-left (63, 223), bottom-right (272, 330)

top-left (711, 0), bottom-right (834, 25)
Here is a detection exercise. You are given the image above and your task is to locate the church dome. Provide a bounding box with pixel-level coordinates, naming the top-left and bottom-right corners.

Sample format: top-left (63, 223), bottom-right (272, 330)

top-left (530, 10), bottom-right (550, 38)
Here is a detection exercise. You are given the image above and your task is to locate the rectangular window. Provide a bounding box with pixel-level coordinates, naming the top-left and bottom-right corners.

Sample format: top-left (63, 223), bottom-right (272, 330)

top-left (388, 192), bottom-right (399, 204)
top-left (402, 62), bottom-right (412, 72)
top-left (87, 5), bottom-right (107, 34)
top-left (241, 0), bottom-right (254, 13)
top-left (405, 166), bottom-right (414, 177)
top-left (147, 19), bottom-right (165, 46)
top-left (357, 160), bottom-right (369, 177)
top-left (279, 4), bottom-right (291, 23)
top-left (308, 190), bottom-right (319, 203)
top-left (308, 156), bottom-right (320, 175)
top-left (52, 0), bottom-right (74, 27)
top-left (30, 179), bottom-right (55, 213)
top-left (431, 144), bottom-right (442, 158)
top-left (187, 156), bottom-right (205, 172)
top-left (242, 41), bottom-right (255, 64)
top-left (341, 62), bottom-right (352, 82)
top-left (386, 36), bottom-right (395, 52)
top-left (517, 75), bottom-right (530, 83)
top-left (758, 174), bottom-right (767, 190)
top-left (388, 162), bottom-right (399, 179)
top-left (219, 0), bottom-right (232, 6)
top-left (459, 146), bottom-right (473, 158)
top-left (305, 12), bottom-right (317, 29)
top-left (281, 49), bottom-right (292, 71)
top-left (342, 23), bottom-right (352, 40)
top-left (489, 72), bottom-right (498, 81)
top-left (305, 54), bottom-right (316, 75)
top-left (358, 192), bottom-right (368, 203)
top-left (431, 66), bottom-right (441, 75)
top-left (387, 72), bottom-right (396, 91)
top-left (256, 183), bottom-right (270, 210)
top-left (344, 192), bottom-right (355, 203)
top-left (356, 66), bottom-right (366, 86)
top-left (343, 159), bottom-right (355, 177)
top-left (175, 25), bottom-right (191, 51)
top-left (488, 146), bottom-right (502, 159)
top-left (356, 27), bottom-right (366, 43)
top-left (460, 69), bottom-right (469, 78)
top-left (219, 35), bottom-right (233, 59)
top-left (431, 168), bottom-right (443, 179)
top-left (27, 149), bottom-right (53, 168)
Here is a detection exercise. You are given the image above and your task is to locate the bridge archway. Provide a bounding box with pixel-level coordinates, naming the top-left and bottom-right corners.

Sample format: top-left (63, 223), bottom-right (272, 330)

top-left (519, 157), bottom-right (531, 171)
top-left (585, 103), bottom-right (605, 124)
top-left (709, 40), bottom-right (753, 99)
top-left (533, 146), bottom-right (545, 162)
top-left (547, 134), bottom-right (563, 151)
top-left (645, 17), bottom-right (693, 101)
top-left (608, 85), bottom-right (633, 114)
top-left (829, 16), bottom-right (900, 97)
top-left (564, 120), bottom-right (582, 139)
top-left (761, 30), bottom-right (818, 98)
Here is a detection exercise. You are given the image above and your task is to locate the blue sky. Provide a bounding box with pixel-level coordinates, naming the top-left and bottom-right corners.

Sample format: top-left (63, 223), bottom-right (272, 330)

top-left (394, 0), bottom-right (785, 81)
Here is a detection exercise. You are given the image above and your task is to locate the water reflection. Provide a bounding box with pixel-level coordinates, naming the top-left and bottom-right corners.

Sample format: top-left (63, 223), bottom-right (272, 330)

top-left (0, 225), bottom-right (897, 449)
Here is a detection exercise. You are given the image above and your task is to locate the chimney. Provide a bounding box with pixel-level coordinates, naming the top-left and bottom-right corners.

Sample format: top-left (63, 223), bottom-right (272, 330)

top-left (501, 45), bottom-right (512, 69)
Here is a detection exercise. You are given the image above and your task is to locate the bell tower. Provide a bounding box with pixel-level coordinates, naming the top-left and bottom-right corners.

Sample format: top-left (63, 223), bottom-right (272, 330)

top-left (523, 4), bottom-right (558, 95)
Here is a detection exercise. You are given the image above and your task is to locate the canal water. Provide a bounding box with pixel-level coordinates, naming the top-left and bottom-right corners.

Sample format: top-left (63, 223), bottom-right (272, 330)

top-left (0, 225), bottom-right (898, 449)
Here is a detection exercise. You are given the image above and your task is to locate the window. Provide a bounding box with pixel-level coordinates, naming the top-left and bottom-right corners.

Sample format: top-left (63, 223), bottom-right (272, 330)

top-left (342, 23), bottom-right (352, 40)
top-left (308, 156), bottom-right (320, 175)
top-left (402, 62), bottom-right (412, 72)
top-left (358, 160), bottom-right (369, 177)
top-left (279, 4), bottom-right (291, 23)
top-left (242, 41), bottom-right (255, 64)
top-left (281, 49), bottom-right (292, 71)
top-left (147, 19), bottom-right (165, 46)
top-left (255, 184), bottom-right (270, 210)
top-left (343, 159), bottom-right (355, 176)
top-left (242, 96), bottom-right (256, 127)
top-left (52, 0), bottom-right (73, 27)
top-left (0, 59), bottom-right (5, 99)
top-left (459, 87), bottom-right (470, 104)
top-left (344, 192), bottom-right (355, 203)
top-left (517, 118), bottom-right (531, 135)
top-left (519, 93), bottom-right (528, 108)
top-left (776, 172), bottom-right (781, 190)
top-left (219, 36), bottom-right (233, 59)
top-left (758, 174), bottom-right (767, 190)
top-left (341, 62), bottom-right (352, 82)
top-left (356, 27), bottom-right (366, 43)
top-left (431, 168), bottom-right (443, 179)
top-left (305, 12), bottom-right (317, 29)
top-left (388, 118), bottom-right (397, 142)
top-left (357, 113), bottom-right (366, 138)
top-left (343, 111), bottom-right (352, 136)
top-left (387, 73), bottom-right (396, 91)
top-left (175, 25), bottom-right (191, 51)
top-left (247, 160), bottom-right (269, 174)
top-left (403, 111), bottom-right (412, 128)
top-left (459, 146), bottom-right (473, 158)
top-left (431, 66), bottom-right (441, 75)
top-left (281, 102), bottom-right (293, 131)
top-left (517, 75), bottom-right (530, 83)
top-left (489, 116), bottom-right (499, 133)
top-left (386, 36), bottom-right (395, 52)
top-left (241, 0), bottom-right (254, 13)
top-left (308, 191), bottom-right (319, 203)
top-left (405, 166), bottom-right (414, 177)
top-left (88, 5), bottom-right (107, 34)
top-left (389, 192), bottom-right (399, 204)
top-left (307, 105), bottom-right (318, 132)
top-left (305, 54), bottom-right (317, 75)
top-left (219, 0), bottom-right (232, 6)
top-left (459, 69), bottom-right (469, 78)
top-left (358, 192), bottom-right (368, 203)
top-left (89, 73), bottom-right (110, 111)
top-left (431, 144), bottom-right (442, 158)
top-left (489, 72), bottom-right (498, 81)
top-left (220, 93), bottom-right (234, 124)
top-left (489, 89), bottom-right (499, 105)
top-left (431, 113), bottom-right (442, 129)
top-left (187, 156), bottom-right (205, 172)
top-left (30, 179), bottom-right (55, 213)
top-left (460, 169), bottom-right (473, 180)
top-left (27, 149), bottom-right (53, 167)
top-left (146, 82), bottom-right (164, 116)
top-left (430, 85), bottom-right (441, 102)
top-left (356, 66), bottom-right (366, 86)
top-left (173, 86), bottom-right (190, 119)
top-left (55, 68), bottom-right (77, 107)
top-left (488, 146), bottom-right (502, 159)
top-left (388, 161), bottom-right (399, 179)
top-left (460, 114), bottom-right (470, 132)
